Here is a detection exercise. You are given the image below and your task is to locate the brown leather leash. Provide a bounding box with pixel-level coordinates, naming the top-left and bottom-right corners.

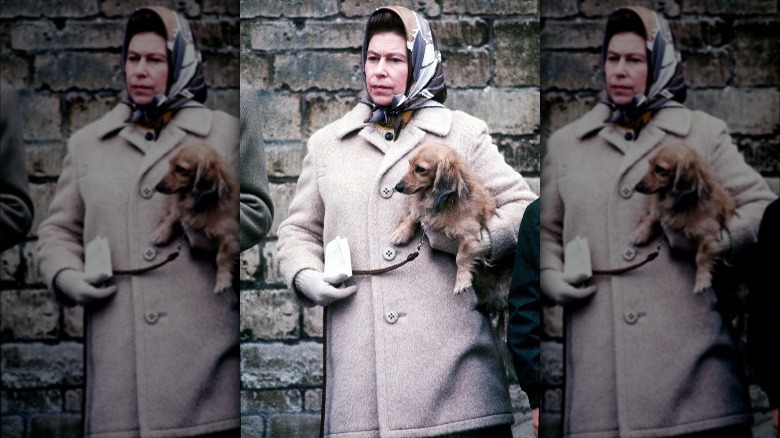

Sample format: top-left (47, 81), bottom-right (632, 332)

top-left (592, 239), bottom-right (663, 276)
top-left (352, 232), bottom-right (425, 276)
top-left (113, 239), bottom-right (184, 276)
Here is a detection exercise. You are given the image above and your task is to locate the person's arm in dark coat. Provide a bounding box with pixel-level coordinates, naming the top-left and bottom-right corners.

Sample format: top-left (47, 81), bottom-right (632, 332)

top-left (239, 80), bottom-right (274, 252)
top-left (748, 197), bottom-right (780, 411)
top-left (506, 197), bottom-right (541, 409)
top-left (0, 81), bottom-right (34, 252)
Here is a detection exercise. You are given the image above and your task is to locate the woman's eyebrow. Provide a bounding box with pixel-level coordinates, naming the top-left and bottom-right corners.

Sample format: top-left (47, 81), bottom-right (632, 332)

top-left (366, 49), bottom-right (407, 58)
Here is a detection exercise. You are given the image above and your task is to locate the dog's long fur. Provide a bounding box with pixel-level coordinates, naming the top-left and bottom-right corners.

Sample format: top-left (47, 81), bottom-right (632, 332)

top-left (631, 142), bottom-right (735, 293)
top-left (151, 142), bottom-right (239, 293)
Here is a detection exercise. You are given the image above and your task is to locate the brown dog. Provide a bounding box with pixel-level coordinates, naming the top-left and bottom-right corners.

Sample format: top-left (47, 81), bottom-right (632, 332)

top-left (631, 142), bottom-right (735, 293)
top-left (391, 142), bottom-right (496, 294)
top-left (151, 142), bottom-right (239, 293)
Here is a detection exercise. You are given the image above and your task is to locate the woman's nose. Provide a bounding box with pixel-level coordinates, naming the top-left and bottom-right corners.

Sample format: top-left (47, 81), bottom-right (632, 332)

top-left (614, 58), bottom-right (627, 75)
top-left (375, 59), bottom-right (388, 76)
top-left (131, 60), bottom-right (148, 77)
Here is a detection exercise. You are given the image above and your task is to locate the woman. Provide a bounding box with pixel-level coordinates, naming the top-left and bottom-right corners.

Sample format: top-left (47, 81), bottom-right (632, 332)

top-left (540, 6), bottom-right (774, 437)
top-left (277, 6), bottom-right (536, 437)
top-left (37, 7), bottom-right (240, 437)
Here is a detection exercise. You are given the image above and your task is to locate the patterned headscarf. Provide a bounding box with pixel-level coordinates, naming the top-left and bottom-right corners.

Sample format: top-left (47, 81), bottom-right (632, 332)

top-left (361, 6), bottom-right (446, 140)
top-left (121, 6), bottom-right (207, 138)
top-left (601, 6), bottom-right (686, 137)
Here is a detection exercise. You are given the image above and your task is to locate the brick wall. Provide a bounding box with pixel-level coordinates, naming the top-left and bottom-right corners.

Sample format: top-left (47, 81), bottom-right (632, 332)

top-left (539, 1), bottom-right (779, 437)
top-left (0, 1), bottom-right (239, 436)
top-left (239, 1), bottom-right (541, 436)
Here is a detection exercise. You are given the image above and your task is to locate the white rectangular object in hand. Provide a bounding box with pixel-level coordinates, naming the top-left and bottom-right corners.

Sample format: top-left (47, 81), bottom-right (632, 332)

top-left (564, 236), bottom-right (592, 280)
top-left (324, 236), bottom-right (352, 279)
top-left (85, 236), bottom-right (113, 280)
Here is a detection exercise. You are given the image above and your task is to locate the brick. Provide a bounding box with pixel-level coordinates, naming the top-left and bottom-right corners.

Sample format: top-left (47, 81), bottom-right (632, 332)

top-left (64, 389), bottom-right (81, 412)
top-left (240, 244), bottom-right (261, 282)
top-left (737, 137), bottom-right (780, 174)
top-left (681, 48), bottom-right (729, 88)
top-left (682, 0), bottom-right (776, 14)
top-left (258, 93), bottom-right (301, 141)
top-left (509, 383), bottom-right (532, 413)
top-left (267, 183), bottom-right (297, 240)
top-left (685, 89), bottom-right (780, 136)
top-left (495, 19), bottom-right (540, 86)
top-left (303, 306), bottom-right (323, 337)
top-left (100, 0), bottom-right (201, 18)
top-left (442, 48), bottom-right (490, 88)
top-left (273, 52), bottom-right (363, 92)
top-left (266, 142), bottom-right (306, 178)
top-left (749, 384), bottom-right (771, 411)
top-left (525, 177), bottom-right (540, 197)
top-left (261, 239), bottom-right (284, 286)
top-left (192, 19), bottom-right (240, 49)
top-left (26, 142), bottom-right (67, 178)
top-left (0, 248), bottom-right (21, 282)
top-left (541, 92), bottom-right (600, 141)
top-left (734, 20), bottom-right (780, 87)
top-left (1, 389), bottom-right (61, 413)
top-left (240, 51), bottom-right (270, 90)
top-left (541, 20), bottom-right (603, 50)
top-left (241, 415), bottom-right (265, 436)
top-left (267, 413), bottom-right (320, 438)
top-left (304, 389), bottom-right (322, 411)
top-left (11, 20), bottom-right (123, 51)
top-left (543, 305), bottom-right (564, 338)
top-left (240, 342), bottom-right (322, 389)
top-left (540, 52), bottom-right (602, 92)
top-left (204, 88), bottom-right (240, 119)
top-left (669, 18), bottom-right (729, 49)
top-left (435, 19), bottom-right (489, 47)
top-left (580, 0), bottom-right (680, 18)
top-left (241, 1), bottom-right (339, 19)
top-left (203, 51), bottom-right (240, 88)
top-left (0, 289), bottom-right (59, 341)
top-left (240, 289), bottom-right (300, 341)
top-left (241, 389), bottom-right (302, 413)
top-left (0, 0), bottom-right (98, 18)
top-left (543, 389), bottom-right (563, 413)
top-left (443, 0), bottom-right (537, 15)
top-left (496, 136), bottom-right (541, 176)
top-left (63, 306), bottom-right (83, 338)
top-left (0, 52), bottom-right (30, 89)
top-left (29, 414), bottom-right (82, 438)
top-left (35, 53), bottom-right (122, 92)
top-left (1, 342), bottom-right (83, 389)
top-left (1, 416), bottom-right (24, 437)
top-left (203, 0), bottom-right (239, 15)
top-left (446, 88), bottom-right (540, 136)
top-left (304, 94), bottom-right (360, 138)
top-left (341, 0), bottom-right (441, 18)
top-left (541, 0), bottom-right (578, 18)
top-left (249, 20), bottom-right (363, 51)
top-left (18, 92), bottom-right (61, 141)
top-left (27, 183), bottom-right (58, 243)
top-left (540, 341), bottom-right (563, 386)
top-left (64, 94), bottom-right (121, 138)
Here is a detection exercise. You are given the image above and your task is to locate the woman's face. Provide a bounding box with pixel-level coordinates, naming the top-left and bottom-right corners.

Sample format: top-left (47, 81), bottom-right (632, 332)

top-left (125, 32), bottom-right (168, 106)
top-left (604, 32), bottom-right (648, 106)
top-left (365, 32), bottom-right (409, 106)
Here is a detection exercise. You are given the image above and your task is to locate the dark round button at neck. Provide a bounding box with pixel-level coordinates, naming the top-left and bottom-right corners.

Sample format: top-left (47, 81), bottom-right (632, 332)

top-left (624, 131), bottom-right (634, 141)
top-left (384, 132), bottom-right (393, 141)
top-left (145, 132), bottom-right (154, 141)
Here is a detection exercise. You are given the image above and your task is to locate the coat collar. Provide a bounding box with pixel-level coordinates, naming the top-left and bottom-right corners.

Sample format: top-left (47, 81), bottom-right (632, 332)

top-left (575, 103), bottom-right (692, 140)
top-left (334, 103), bottom-right (452, 140)
top-left (93, 104), bottom-right (213, 140)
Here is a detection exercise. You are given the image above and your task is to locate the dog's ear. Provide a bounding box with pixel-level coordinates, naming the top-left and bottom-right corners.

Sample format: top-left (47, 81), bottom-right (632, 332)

top-left (193, 156), bottom-right (219, 210)
top-left (672, 156), bottom-right (706, 210)
top-left (432, 155), bottom-right (467, 211)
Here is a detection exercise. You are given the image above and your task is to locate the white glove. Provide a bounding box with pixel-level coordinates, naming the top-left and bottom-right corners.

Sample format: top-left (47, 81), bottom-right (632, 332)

top-left (294, 269), bottom-right (357, 307)
top-left (55, 269), bottom-right (118, 305)
top-left (540, 269), bottom-right (597, 305)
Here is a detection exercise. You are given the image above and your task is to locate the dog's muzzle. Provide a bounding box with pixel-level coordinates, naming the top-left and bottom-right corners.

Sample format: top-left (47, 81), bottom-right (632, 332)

top-left (155, 181), bottom-right (174, 194)
top-left (394, 182), bottom-right (406, 193)
top-left (634, 180), bottom-right (650, 194)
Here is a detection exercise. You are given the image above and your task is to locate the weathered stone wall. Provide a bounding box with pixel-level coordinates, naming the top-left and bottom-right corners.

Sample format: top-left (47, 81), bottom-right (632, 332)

top-left (239, 1), bottom-right (541, 436)
top-left (0, 1), bottom-right (239, 436)
top-left (539, 1), bottom-right (779, 437)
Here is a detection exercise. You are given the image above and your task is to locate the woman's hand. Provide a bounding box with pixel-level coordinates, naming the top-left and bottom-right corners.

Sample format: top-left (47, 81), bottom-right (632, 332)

top-left (294, 269), bottom-right (357, 307)
top-left (55, 269), bottom-right (118, 305)
top-left (540, 269), bottom-right (596, 304)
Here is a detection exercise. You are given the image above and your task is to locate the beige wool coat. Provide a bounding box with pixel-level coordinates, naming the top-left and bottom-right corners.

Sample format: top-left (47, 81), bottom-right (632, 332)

top-left (277, 103), bottom-right (537, 437)
top-left (37, 104), bottom-right (240, 437)
top-left (541, 103), bottom-right (774, 437)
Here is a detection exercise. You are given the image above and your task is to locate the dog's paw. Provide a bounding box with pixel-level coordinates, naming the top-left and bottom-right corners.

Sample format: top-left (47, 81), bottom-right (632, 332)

top-left (214, 273), bottom-right (233, 294)
top-left (150, 226), bottom-right (173, 246)
top-left (630, 227), bottom-right (652, 246)
top-left (453, 281), bottom-right (472, 294)
top-left (693, 272), bottom-right (712, 294)
top-left (390, 226), bottom-right (414, 246)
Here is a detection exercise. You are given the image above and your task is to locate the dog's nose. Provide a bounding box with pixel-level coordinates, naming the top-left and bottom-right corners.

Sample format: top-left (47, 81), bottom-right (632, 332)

top-left (154, 181), bottom-right (168, 193)
top-left (634, 180), bottom-right (646, 193)
top-left (394, 182), bottom-right (405, 193)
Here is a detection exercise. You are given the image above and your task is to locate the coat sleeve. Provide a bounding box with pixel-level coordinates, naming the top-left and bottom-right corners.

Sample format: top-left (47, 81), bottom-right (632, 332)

top-left (276, 137), bottom-right (327, 302)
top-left (506, 198), bottom-right (541, 409)
top-left (539, 129), bottom-right (565, 273)
top-left (239, 81), bottom-right (274, 252)
top-left (0, 82), bottom-right (34, 252)
top-left (36, 138), bottom-right (87, 306)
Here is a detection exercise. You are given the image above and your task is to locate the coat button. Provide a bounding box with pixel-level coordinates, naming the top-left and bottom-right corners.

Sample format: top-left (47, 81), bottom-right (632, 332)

top-left (622, 247), bottom-right (636, 261)
top-left (143, 247), bottom-right (157, 261)
top-left (140, 185), bottom-right (154, 199)
top-left (145, 132), bottom-right (154, 141)
top-left (384, 132), bottom-right (393, 141)
top-left (624, 132), bottom-right (633, 141)
top-left (379, 186), bottom-right (393, 199)
top-left (619, 186), bottom-right (633, 199)
top-left (384, 309), bottom-right (399, 324)
top-left (624, 311), bottom-right (638, 324)
top-left (382, 247), bottom-right (396, 261)
top-left (145, 310), bottom-right (159, 324)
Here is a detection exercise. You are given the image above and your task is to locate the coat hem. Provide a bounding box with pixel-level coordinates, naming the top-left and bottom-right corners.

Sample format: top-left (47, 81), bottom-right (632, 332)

top-left (564, 412), bottom-right (753, 438)
top-left (324, 413), bottom-right (514, 438)
top-left (85, 418), bottom-right (240, 438)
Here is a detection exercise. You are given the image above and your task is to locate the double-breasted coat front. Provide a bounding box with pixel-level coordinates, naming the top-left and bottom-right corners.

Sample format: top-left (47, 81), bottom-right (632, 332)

top-left (277, 104), bottom-right (537, 437)
top-left (540, 103), bottom-right (774, 437)
top-left (37, 104), bottom-right (240, 437)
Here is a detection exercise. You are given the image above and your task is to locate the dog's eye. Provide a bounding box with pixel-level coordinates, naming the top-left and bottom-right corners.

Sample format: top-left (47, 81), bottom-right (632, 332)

top-left (414, 165), bottom-right (426, 174)
top-left (654, 165), bottom-right (669, 176)
top-left (174, 165), bottom-right (187, 174)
